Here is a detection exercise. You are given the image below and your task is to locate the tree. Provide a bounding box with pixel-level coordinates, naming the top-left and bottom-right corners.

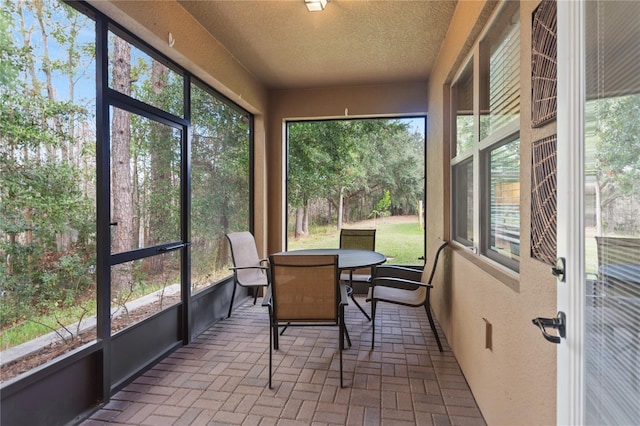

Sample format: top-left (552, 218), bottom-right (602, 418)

top-left (287, 119), bottom-right (424, 236)
top-left (288, 122), bottom-right (334, 236)
top-left (594, 94), bottom-right (640, 234)
top-left (110, 35), bottom-right (134, 291)
top-left (1, 0), bottom-right (95, 326)
top-left (190, 84), bottom-right (250, 273)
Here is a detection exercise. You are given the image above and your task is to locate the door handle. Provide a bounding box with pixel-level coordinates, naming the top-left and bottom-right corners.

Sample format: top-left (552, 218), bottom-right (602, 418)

top-left (532, 311), bottom-right (566, 344)
top-left (158, 242), bottom-right (191, 253)
top-left (551, 257), bottom-right (566, 282)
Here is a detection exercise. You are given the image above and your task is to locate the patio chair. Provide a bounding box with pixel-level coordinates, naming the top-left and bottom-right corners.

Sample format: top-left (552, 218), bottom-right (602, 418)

top-left (226, 232), bottom-right (270, 318)
top-left (595, 237), bottom-right (640, 295)
top-left (339, 228), bottom-right (376, 320)
top-left (264, 254), bottom-right (349, 388)
top-left (369, 241), bottom-right (448, 352)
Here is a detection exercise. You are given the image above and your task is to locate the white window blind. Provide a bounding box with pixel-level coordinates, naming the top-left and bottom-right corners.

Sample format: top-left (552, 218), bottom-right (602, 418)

top-left (454, 60), bottom-right (474, 156)
top-left (487, 138), bottom-right (520, 267)
top-left (480, 2), bottom-right (520, 140)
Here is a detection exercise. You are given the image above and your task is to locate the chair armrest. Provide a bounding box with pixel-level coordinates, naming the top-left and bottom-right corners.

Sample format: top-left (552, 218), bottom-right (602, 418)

top-left (371, 276), bottom-right (432, 289)
top-left (374, 265), bottom-right (423, 282)
top-left (339, 283), bottom-right (349, 306)
top-left (230, 265), bottom-right (269, 272)
top-left (262, 285), bottom-right (272, 307)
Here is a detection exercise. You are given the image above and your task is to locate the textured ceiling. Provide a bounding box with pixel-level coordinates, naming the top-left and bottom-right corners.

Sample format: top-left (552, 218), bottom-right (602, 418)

top-left (177, 0), bottom-right (457, 89)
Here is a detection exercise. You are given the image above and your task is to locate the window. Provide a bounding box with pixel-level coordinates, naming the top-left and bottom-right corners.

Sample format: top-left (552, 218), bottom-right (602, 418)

top-left (480, 1), bottom-right (521, 139)
top-left (484, 137), bottom-right (520, 270)
top-left (286, 118), bottom-right (425, 264)
top-left (450, 1), bottom-right (521, 271)
top-left (0, 0), bottom-right (253, 381)
top-left (1, 0), bottom-right (97, 377)
top-left (452, 158), bottom-right (474, 245)
top-left (190, 82), bottom-right (252, 292)
top-left (453, 59), bottom-right (475, 157)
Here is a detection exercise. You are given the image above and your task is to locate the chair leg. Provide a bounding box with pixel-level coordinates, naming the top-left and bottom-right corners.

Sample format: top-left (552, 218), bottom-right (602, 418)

top-left (227, 283), bottom-right (238, 318)
top-left (268, 307), bottom-right (273, 389)
top-left (273, 320), bottom-right (280, 350)
top-left (424, 304), bottom-right (443, 352)
top-left (252, 287), bottom-right (259, 305)
top-left (371, 300), bottom-right (377, 349)
top-left (339, 307), bottom-right (344, 388)
top-left (344, 324), bottom-right (352, 348)
top-left (279, 323), bottom-right (289, 336)
top-left (350, 291), bottom-right (372, 321)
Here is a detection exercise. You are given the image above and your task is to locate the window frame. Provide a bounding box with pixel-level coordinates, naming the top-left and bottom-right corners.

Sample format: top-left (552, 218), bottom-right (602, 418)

top-left (480, 131), bottom-right (521, 272)
top-left (449, 1), bottom-right (521, 272)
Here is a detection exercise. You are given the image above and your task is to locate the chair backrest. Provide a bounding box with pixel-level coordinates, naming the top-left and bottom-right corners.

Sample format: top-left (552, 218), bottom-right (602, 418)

top-left (339, 228), bottom-right (376, 251)
top-left (595, 236), bottom-right (640, 266)
top-left (421, 241), bottom-right (448, 284)
top-left (269, 254), bottom-right (339, 322)
top-left (226, 231), bottom-right (265, 283)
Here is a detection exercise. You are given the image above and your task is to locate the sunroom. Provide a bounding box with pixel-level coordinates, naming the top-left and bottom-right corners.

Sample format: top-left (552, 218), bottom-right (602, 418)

top-left (1, 1), bottom-right (638, 425)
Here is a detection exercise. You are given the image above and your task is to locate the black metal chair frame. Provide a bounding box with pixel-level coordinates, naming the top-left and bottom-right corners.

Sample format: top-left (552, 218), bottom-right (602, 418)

top-left (226, 232), bottom-right (270, 318)
top-left (369, 241), bottom-right (448, 352)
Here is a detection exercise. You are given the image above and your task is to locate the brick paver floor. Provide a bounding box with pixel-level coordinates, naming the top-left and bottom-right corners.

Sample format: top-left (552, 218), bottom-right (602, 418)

top-left (83, 295), bottom-right (485, 426)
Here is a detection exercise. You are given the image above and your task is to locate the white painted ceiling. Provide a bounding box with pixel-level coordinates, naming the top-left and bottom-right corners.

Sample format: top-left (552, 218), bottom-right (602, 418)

top-left (177, 0), bottom-right (458, 89)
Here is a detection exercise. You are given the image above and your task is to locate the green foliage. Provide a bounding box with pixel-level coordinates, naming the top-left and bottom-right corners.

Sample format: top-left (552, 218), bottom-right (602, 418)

top-left (595, 94), bottom-right (640, 197)
top-left (1, 0), bottom-right (96, 329)
top-left (0, 6), bottom-right (20, 87)
top-left (288, 119), bottom-right (424, 225)
top-left (288, 218), bottom-right (424, 265)
top-left (370, 189), bottom-right (392, 221)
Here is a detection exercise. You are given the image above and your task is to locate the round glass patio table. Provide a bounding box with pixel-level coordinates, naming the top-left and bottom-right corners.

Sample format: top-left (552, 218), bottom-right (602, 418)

top-left (273, 248), bottom-right (387, 270)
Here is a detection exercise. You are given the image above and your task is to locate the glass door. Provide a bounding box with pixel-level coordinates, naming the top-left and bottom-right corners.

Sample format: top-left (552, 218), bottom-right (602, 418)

top-left (557, 1), bottom-right (640, 423)
top-left (106, 31), bottom-right (188, 336)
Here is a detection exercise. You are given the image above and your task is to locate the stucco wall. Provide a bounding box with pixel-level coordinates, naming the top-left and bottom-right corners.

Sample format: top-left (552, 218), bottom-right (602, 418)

top-left (426, 1), bottom-right (558, 424)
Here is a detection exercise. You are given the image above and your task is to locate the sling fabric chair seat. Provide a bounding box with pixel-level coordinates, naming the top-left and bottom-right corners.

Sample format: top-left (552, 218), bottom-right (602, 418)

top-left (339, 228), bottom-right (376, 320)
top-left (368, 241), bottom-right (448, 352)
top-left (226, 232), bottom-right (269, 318)
top-left (263, 254), bottom-right (349, 388)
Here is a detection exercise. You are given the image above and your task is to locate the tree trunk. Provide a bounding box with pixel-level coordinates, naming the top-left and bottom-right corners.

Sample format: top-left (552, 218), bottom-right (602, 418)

top-left (146, 60), bottom-right (171, 275)
top-left (111, 36), bottom-right (134, 292)
top-left (343, 196), bottom-right (350, 224)
top-left (337, 187), bottom-right (344, 230)
top-left (302, 201), bottom-right (309, 235)
top-left (595, 178), bottom-right (602, 236)
top-left (132, 151), bottom-right (140, 250)
top-left (215, 212), bottom-right (230, 271)
top-left (295, 207), bottom-right (304, 238)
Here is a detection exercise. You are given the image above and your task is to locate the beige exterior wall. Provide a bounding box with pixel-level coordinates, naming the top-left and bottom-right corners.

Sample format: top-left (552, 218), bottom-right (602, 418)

top-left (426, 1), bottom-right (558, 424)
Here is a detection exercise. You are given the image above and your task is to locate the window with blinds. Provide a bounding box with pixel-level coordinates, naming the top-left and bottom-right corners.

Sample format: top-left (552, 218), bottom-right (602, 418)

top-left (480, 1), bottom-right (520, 140)
top-left (486, 138), bottom-right (520, 271)
top-left (583, 1), bottom-right (640, 423)
top-left (453, 59), bottom-right (474, 157)
top-left (449, 1), bottom-right (521, 271)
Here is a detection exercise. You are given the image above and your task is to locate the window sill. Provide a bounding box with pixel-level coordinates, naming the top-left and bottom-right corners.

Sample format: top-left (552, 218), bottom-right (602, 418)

top-left (452, 242), bottom-right (520, 292)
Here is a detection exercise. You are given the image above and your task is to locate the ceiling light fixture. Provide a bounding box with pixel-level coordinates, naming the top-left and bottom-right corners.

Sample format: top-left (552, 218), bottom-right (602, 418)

top-left (305, 0), bottom-right (327, 12)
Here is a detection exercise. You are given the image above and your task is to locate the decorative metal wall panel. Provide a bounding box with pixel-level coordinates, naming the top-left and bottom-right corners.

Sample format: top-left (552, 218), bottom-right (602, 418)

top-left (531, 134), bottom-right (557, 265)
top-left (531, 0), bottom-right (557, 128)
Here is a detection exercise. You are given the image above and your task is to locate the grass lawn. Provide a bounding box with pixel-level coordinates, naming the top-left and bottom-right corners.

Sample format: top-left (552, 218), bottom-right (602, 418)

top-left (288, 215), bottom-right (425, 265)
